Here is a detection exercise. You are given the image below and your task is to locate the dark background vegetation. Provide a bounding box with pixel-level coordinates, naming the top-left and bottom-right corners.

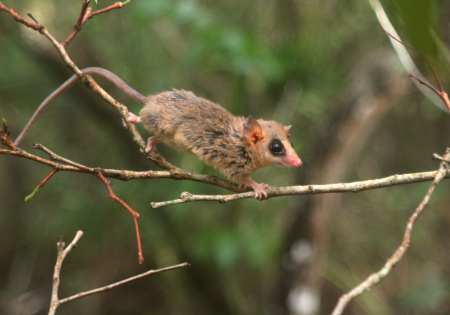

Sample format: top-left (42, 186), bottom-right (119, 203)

top-left (1, 0), bottom-right (450, 314)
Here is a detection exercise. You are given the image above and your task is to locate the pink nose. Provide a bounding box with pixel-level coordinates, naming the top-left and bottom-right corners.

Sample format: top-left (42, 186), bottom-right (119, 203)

top-left (293, 158), bottom-right (302, 167)
top-left (285, 155), bottom-right (302, 167)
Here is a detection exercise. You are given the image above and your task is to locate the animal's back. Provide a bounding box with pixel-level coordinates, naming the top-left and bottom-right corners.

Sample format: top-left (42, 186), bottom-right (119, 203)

top-left (140, 89), bottom-right (240, 156)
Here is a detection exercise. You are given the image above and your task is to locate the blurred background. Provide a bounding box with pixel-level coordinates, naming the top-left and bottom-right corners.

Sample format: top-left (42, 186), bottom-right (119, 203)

top-left (1, 0), bottom-right (450, 314)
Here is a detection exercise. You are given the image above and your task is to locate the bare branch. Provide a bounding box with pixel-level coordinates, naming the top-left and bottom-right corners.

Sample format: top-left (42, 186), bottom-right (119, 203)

top-left (34, 143), bottom-right (95, 172)
top-left (62, 0), bottom-right (90, 48)
top-left (0, 2), bottom-right (43, 31)
top-left (330, 149), bottom-right (450, 315)
top-left (91, 2), bottom-right (128, 18)
top-left (63, 1), bottom-right (129, 48)
top-left (49, 231), bottom-right (84, 315)
top-left (95, 171), bottom-right (144, 263)
top-left (58, 262), bottom-right (190, 305)
top-left (0, 119), bottom-right (15, 150)
top-left (408, 73), bottom-right (441, 96)
top-left (407, 74), bottom-right (450, 112)
top-left (433, 153), bottom-right (450, 163)
top-left (151, 167), bottom-right (450, 208)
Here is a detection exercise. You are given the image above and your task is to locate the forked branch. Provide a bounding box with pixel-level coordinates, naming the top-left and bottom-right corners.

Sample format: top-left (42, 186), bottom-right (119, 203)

top-left (47, 231), bottom-right (189, 315)
top-left (63, 1), bottom-right (130, 48)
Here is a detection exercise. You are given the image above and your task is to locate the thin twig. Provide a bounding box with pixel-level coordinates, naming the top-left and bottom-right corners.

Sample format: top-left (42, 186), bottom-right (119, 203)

top-left (26, 13), bottom-right (39, 24)
top-left (0, 119), bottom-right (15, 150)
top-left (63, 1), bottom-right (129, 48)
top-left (330, 149), bottom-right (450, 315)
top-left (95, 171), bottom-right (144, 263)
top-left (374, 12), bottom-right (450, 112)
top-left (62, 0), bottom-right (90, 48)
top-left (407, 73), bottom-right (450, 112)
top-left (48, 231), bottom-right (84, 315)
top-left (91, 2), bottom-right (127, 18)
top-left (33, 143), bottom-right (95, 172)
top-left (58, 262), bottom-right (190, 305)
top-left (408, 73), bottom-right (441, 96)
top-left (81, 2), bottom-right (128, 25)
top-left (25, 169), bottom-right (59, 201)
top-left (0, 2), bottom-right (43, 31)
top-left (379, 28), bottom-right (444, 93)
top-left (432, 153), bottom-right (450, 163)
top-left (368, 0), bottom-right (446, 111)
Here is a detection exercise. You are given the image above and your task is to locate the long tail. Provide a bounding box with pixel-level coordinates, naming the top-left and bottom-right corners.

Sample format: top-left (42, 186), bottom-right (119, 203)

top-left (14, 67), bottom-right (146, 146)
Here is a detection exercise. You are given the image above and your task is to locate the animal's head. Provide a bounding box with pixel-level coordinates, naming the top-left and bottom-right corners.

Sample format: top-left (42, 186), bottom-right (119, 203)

top-left (243, 116), bottom-right (302, 168)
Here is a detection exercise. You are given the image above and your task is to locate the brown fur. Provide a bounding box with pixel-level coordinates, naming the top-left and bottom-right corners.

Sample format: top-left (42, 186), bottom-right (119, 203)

top-left (140, 89), bottom-right (298, 184)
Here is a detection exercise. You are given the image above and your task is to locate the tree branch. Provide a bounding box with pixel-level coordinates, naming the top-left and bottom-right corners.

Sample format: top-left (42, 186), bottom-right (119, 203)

top-left (3, 140), bottom-right (449, 208)
top-left (58, 262), bottom-right (190, 306)
top-left (4, 135), bottom-right (450, 209)
top-left (330, 148), bottom-right (450, 315)
top-left (151, 166), bottom-right (450, 208)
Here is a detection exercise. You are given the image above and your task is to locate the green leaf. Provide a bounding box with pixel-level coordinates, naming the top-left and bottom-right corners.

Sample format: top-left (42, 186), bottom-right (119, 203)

top-left (25, 186), bottom-right (40, 201)
top-left (2, 118), bottom-right (6, 124)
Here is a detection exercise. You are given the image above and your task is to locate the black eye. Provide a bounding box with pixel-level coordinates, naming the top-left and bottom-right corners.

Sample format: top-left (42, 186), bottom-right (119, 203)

top-left (269, 140), bottom-right (284, 155)
top-left (290, 141), bottom-right (294, 148)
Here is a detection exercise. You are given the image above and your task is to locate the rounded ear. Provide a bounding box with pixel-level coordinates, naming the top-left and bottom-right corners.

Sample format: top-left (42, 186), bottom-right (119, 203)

top-left (284, 125), bottom-right (291, 133)
top-left (243, 115), bottom-right (264, 146)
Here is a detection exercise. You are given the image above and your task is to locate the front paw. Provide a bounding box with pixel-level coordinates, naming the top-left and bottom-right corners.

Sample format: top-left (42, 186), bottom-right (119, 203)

top-left (252, 183), bottom-right (269, 200)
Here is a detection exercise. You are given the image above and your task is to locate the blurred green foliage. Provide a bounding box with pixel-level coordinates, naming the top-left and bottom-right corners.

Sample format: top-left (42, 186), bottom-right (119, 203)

top-left (1, 0), bottom-right (450, 315)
